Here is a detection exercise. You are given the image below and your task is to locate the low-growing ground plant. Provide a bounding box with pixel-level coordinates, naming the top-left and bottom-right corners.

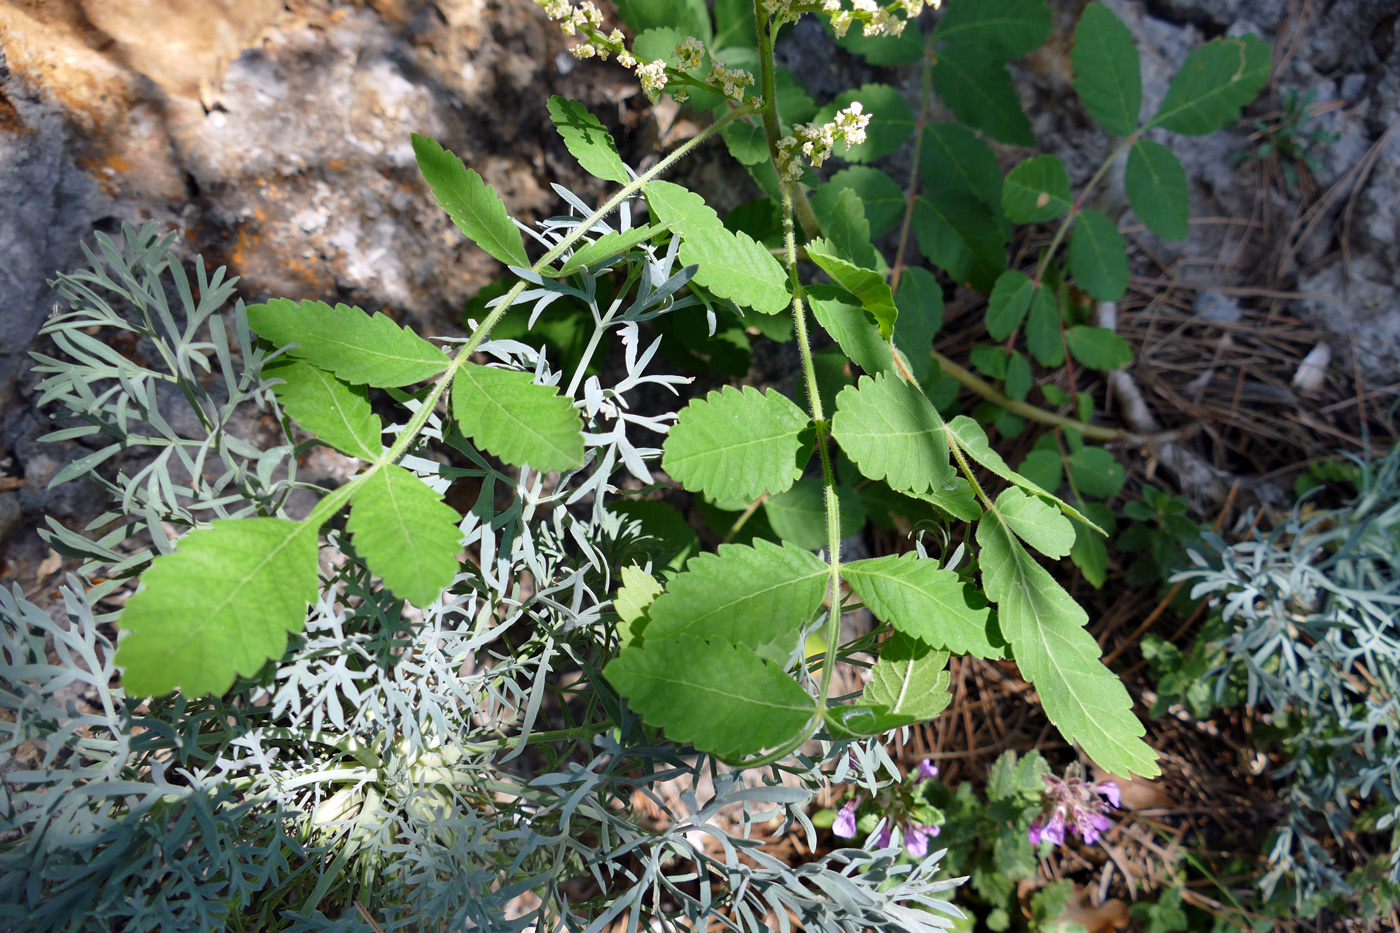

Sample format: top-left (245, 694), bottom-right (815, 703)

top-left (0, 0), bottom-right (1290, 928)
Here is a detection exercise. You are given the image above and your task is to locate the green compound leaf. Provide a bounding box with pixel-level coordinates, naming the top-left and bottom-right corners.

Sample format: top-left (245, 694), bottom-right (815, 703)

top-left (412, 133), bottom-right (528, 267)
top-left (977, 511), bottom-right (1159, 778)
top-left (1147, 34), bottom-right (1270, 136)
top-left (931, 45), bottom-right (1035, 147)
top-left (1067, 209), bottom-right (1129, 300)
top-left (116, 518), bottom-right (319, 696)
top-left (247, 299), bottom-right (449, 388)
top-left (823, 188), bottom-right (879, 269)
top-left (616, 564), bottom-right (663, 648)
top-left (1002, 155), bottom-right (1073, 224)
top-left (346, 464), bottom-right (462, 608)
top-left (844, 553), bottom-right (1000, 658)
top-left (646, 181), bottom-right (790, 314)
top-left (986, 270), bottom-right (1035, 340)
top-left (805, 237), bottom-right (897, 340)
top-left (264, 358), bottom-right (382, 460)
top-left (812, 167), bottom-right (906, 239)
top-left (642, 539), bottom-right (828, 654)
top-left (832, 373), bottom-right (953, 494)
top-left (921, 122), bottom-right (1005, 212)
top-left (1126, 139), bottom-right (1190, 241)
top-left (991, 488), bottom-right (1074, 559)
top-left (860, 632), bottom-right (953, 724)
top-left (932, 0), bottom-right (1053, 61)
top-left (808, 284), bottom-right (894, 377)
top-left (813, 83), bottom-right (915, 163)
top-left (1066, 325), bottom-right (1134, 371)
top-left (451, 362), bottom-right (585, 472)
top-left (606, 634), bottom-right (815, 760)
top-left (547, 96), bottom-right (629, 184)
top-left (1071, 3), bottom-right (1142, 137)
top-left (662, 385), bottom-right (811, 501)
top-left (764, 478), bottom-right (866, 550)
top-left (894, 267), bottom-right (944, 383)
top-left (946, 416), bottom-right (1100, 529)
top-left (913, 190), bottom-right (1007, 292)
top-left (1025, 285), bottom-right (1065, 366)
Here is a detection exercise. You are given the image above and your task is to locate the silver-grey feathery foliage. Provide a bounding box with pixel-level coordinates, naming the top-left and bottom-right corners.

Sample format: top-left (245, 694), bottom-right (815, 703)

top-left (1177, 446), bottom-right (1400, 903)
top-left (1, 218), bottom-right (965, 930)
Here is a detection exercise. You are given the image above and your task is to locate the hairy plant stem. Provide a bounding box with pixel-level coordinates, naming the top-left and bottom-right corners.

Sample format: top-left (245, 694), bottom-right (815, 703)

top-left (301, 105), bottom-right (755, 532)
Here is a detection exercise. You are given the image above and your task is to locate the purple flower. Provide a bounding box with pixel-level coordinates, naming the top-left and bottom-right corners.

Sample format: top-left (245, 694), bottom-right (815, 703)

top-left (1042, 811), bottom-right (1067, 846)
top-left (1078, 810), bottom-right (1112, 844)
top-left (872, 818), bottom-right (893, 849)
top-left (916, 760), bottom-right (939, 781)
top-left (903, 822), bottom-right (939, 858)
top-left (1028, 819), bottom-right (1043, 846)
top-left (833, 801), bottom-right (858, 839)
top-left (1095, 780), bottom-right (1122, 809)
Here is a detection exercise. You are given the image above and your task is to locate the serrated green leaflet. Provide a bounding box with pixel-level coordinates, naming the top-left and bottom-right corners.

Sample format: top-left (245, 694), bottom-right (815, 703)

top-left (763, 478), bottom-right (866, 550)
top-left (823, 188), bottom-right (879, 270)
top-left (1147, 35), bottom-right (1270, 136)
top-left (913, 190), bottom-right (1006, 292)
top-left (451, 362), bottom-right (585, 472)
top-left (808, 285), bottom-right (894, 377)
top-left (662, 385), bottom-right (810, 501)
top-left (1066, 325), bottom-right (1134, 371)
top-left (547, 96), bottom-right (629, 184)
top-left (116, 518), bottom-right (319, 696)
top-left (1126, 140), bottom-right (1189, 241)
top-left (721, 119), bottom-right (769, 166)
top-left (844, 554), bottom-right (1000, 658)
top-left (860, 632), bottom-right (952, 723)
top-left (642, 538), bottom-right (828, 655)
top-left (264, 358), bottom-right (381, 460)
top-left (1071, 3), bottom-right (1142, 137)
top-left (805, 237), bottom-right (896, 340)
top-left (1002, 156), bottom-right (1073, 224)
top-left (832, 373), bottom-right (953, 494)
top-left (1025, 286), bottom-right (1064, 366)
top-left (946, 416), bottom-right (1100, 529)
top-left (990, 488), bottom-right (1074, 559)
top-left (907, 478), bottom-right (983, 523)
top-left (646, 181), bottom-right (790, 314)
top-left (412, 133), bottom-right (528, 267)
top-left (1067, 447), bottom-right (1125, 497)
top-left (552, 224), bottom-right (668, 277)
top-left (893, 267), bottom-right (943, 383)
top-left (605, 634), bottom-right (815, 760)
top-left (813, 84), bottom-right (914, 162)
top-left (247, 299), bottom-right (449, 388)
top-left (920, 123), bottom-right (1003, 210)
top-left (1067, 209), bottom-right (1129, 300)
top-left (812, 167), bottom-right (905, 238)
top-left (932, 0), bottom-right (1052, 61)
top-left (986, 270), bottom-right (1035, 340)
top-left (346, 464), bottom-right (462, 608)
top-left (615, 564), bottom-right (663, 648)
top-left (977, 511), bottom-right (1158, 777)
top-left (931, 46), bottom-right (1035, 146)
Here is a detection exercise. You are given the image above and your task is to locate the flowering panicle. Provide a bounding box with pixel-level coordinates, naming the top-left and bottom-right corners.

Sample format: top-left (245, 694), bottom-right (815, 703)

top-left (1028, 770), bottom-right (1122, 848)
top-left (822, 0), bottom-right (940, 39)
top-left (708, 58), bottom-right (756, 102)
top-left (775, 102), bottom-right (872, 181)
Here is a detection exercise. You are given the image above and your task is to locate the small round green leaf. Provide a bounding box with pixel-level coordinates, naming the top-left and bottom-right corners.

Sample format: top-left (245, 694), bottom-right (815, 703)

top-left (1002, 155), bottom-right (1073, 224)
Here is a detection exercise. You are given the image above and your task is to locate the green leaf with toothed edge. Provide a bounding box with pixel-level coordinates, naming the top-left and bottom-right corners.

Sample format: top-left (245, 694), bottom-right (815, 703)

top-left (346, 464), bottom-right (463, 609)
top-left (823, 188), bottom-right (879, 270)
top-left (263, 358), bottom-right (382, 460)
top-left (977, 510), bottom-right (1159, 778)
top-left (605, 634), bottom-right (815, 760)
top-left (642, 538), bottom-right (828, 659)
top-left (831, 373), bottom-right (954, 494)
top-left (808, 285), bottom-right (894, 378)
top-left (991, 487), bottom-right (1075, 559)
top-left (246, 299), bottom-right (449, 388)
top-left (805, 238), bottom-right (897, 341)
top-left (860, 632), bottom-right (953, 723)
top-left (547, 96), bottom-right (630, 184)
top-left (615, 564), bottom-right (663, 649)
top-left (945, 416), bottom-right (1101, 530)
top-left (662, 385), bottom-right (811, 502)
top-left (115, 518), bottom-right (320, 696)
top-left (844, 553), bottom-right (1001, 658)
top-left (1071, 3), bottom-right (1143, 137)
top-left (451, 362), bottom-right (585, 472)
top-left (412, 133), bottom-right (528, 267)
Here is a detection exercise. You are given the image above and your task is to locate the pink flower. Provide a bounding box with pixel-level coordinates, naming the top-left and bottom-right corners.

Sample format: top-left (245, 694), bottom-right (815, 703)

top-left (872, 818), bottom-right (893, 849)
top-left (903, 822), bottom-right (938, 858)
top-left (1028, 819), bottom-right (1044, 846)
top-left (1042, 811), bottom-right (1066, 846)
top-left (833, 801), bottom-right (858, 839)
top-left (1095, 780), bottom-right (1122, 809)
top-left (916, 760), bottom-right (939, 781)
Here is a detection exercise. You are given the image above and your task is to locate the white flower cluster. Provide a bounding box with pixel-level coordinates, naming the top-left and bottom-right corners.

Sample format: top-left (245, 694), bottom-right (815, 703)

top-left (537, 0), bottom-right (603, 36)
top-left (636, 59), bottom-right (669, 102)
top-left (825, 0), bottom-right (940, 39)
top-left (775, 102), bottom-right (871, 181)
top-left (674, 36), bottom-right (705, 70)
top-left (707, 58), bottom-right (755, 102)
